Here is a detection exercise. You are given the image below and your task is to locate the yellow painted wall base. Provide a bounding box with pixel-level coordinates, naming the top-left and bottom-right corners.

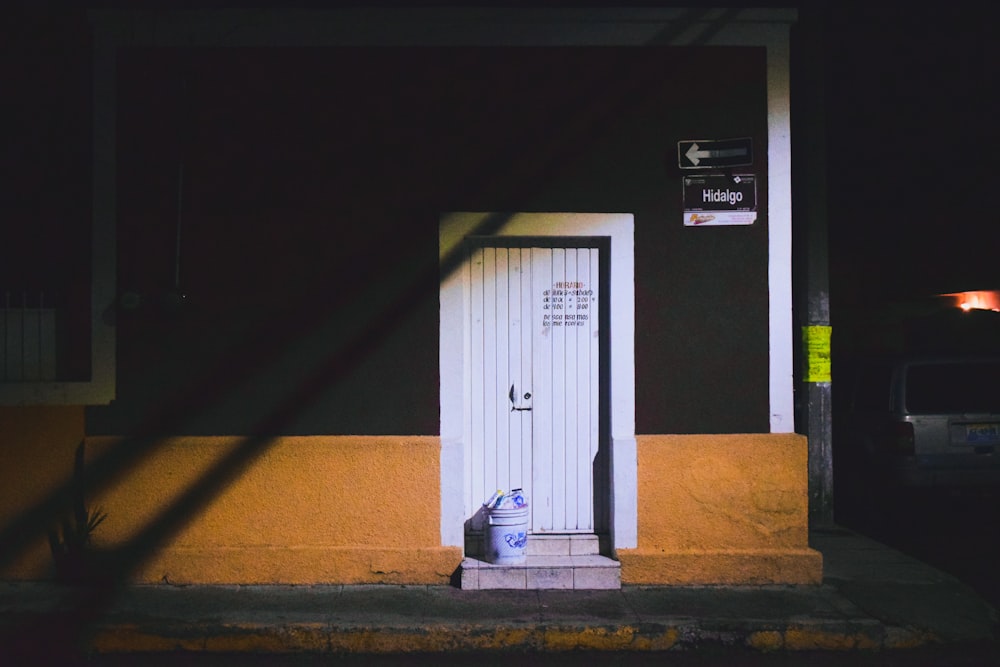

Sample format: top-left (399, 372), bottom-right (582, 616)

top-left (619, 549), bottom-right (822, 585)
top-left (619, 434), bottom-right (823, 585)
top-left (3, 407), bottom-right (822, 586)
top-left (0, 406), bottom-right (85, 579)
top-left (133, 546), bottom-right (461, 585)
top-left (79, 435), bottom-right (460, 585)
top-left (1, 424), bottom-right (461, 584)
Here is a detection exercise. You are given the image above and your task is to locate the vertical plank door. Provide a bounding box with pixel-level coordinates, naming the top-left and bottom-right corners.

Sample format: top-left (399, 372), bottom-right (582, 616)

top-left (470, 244), bottom-right (600, 533)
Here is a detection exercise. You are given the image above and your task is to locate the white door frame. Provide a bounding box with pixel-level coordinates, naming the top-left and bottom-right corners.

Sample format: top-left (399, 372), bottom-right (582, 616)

top-left (440, 212), bottom-right (636, 552)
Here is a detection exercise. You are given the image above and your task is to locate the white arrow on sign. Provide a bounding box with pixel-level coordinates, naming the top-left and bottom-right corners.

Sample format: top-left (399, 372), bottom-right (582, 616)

top-left (685, 142), bottom-right (749, 166)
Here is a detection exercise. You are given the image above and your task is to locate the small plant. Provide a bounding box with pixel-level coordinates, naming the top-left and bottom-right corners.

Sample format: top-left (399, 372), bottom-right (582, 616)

top-left (47, 441), bottom-right (108, 584)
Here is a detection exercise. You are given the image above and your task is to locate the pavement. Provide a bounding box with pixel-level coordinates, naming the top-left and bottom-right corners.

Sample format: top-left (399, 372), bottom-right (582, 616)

top-left (1, 526), bottom-right (997, 661)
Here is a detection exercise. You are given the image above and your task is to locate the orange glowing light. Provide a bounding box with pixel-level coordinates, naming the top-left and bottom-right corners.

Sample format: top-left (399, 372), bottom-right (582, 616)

top-left (942, 290), bottom-right (1000, 312)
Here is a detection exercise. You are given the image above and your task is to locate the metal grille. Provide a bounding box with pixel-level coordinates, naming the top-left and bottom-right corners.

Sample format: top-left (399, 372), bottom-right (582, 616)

top-left (1, 292), bottom-right (57, 382)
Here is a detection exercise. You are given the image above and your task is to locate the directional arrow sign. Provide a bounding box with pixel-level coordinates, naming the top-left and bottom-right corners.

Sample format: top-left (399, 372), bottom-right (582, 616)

top-left (677, 137), bottom-right (753, 169)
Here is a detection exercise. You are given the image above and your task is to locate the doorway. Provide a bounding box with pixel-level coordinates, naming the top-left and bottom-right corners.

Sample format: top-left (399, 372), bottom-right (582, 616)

top-left (439, 212), bottom-right (637, 556)
top-left (467, 239), bottom-right (609, 540)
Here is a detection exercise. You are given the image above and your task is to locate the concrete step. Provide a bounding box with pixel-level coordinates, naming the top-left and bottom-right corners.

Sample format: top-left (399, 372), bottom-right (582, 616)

top-left (529, 533), bottom-right (602, 556)
top-left (459, 554), bottom-right (621, 590)
top-left (465, 533), bottom-right (606, 557)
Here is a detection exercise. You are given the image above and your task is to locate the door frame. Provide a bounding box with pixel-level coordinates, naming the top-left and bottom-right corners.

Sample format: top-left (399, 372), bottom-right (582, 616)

top-left (440, 212), bottom-right (636, 553)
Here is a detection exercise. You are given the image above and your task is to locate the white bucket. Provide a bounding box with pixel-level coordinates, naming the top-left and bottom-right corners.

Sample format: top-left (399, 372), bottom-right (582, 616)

top-left (485, 505), bottom-right (529, 564)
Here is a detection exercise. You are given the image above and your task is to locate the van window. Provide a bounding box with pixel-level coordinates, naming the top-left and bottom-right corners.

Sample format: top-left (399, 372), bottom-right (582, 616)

top-left (904, 361), bottom-right (1000, 414)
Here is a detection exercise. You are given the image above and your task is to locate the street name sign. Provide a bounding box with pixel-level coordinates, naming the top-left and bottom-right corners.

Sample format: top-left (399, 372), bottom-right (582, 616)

top-left (677, 137), bottom-right (753, 169)
top-left (682, 173), bottom-right (757, 226)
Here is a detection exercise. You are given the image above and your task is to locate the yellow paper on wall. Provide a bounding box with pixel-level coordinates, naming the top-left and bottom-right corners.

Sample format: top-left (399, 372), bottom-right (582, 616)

top-left (802, 325), bottom-right (831, 383)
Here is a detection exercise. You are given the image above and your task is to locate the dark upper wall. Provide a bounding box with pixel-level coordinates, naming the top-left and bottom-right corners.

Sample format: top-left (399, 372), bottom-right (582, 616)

top-left (84, 45), bottom-right (768, 436)
top-left (1, 42), bottom-right (92, 381)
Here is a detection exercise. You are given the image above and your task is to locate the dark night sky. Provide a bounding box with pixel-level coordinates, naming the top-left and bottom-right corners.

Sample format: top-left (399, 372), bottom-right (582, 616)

top-left (822, 5), bottom-right (999, 307)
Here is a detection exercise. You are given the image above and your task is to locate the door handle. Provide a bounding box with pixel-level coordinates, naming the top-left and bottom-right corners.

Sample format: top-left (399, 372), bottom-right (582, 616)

top-left (509, 384), bottom-right (532, 412)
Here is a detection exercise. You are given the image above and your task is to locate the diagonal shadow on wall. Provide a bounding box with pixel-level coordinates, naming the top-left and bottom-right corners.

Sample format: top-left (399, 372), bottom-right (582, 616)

top-left (0, 13), bottom-right (729, 656)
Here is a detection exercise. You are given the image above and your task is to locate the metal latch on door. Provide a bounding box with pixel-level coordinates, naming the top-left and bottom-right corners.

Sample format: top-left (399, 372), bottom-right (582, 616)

top-left (509, 384), bottom-right (532, 412)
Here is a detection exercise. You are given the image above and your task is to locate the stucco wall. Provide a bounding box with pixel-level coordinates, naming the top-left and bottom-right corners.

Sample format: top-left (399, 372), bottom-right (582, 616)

top-left (86, 45), bottom-right (770, 438)
top-left (0, 406), bottom-right (86, 578)
top-left (80, 436), bottom-right (461, 584)
top-left (0, 434), bottom-right (459, 584)
top-left (618, 434), bottom-right (822, 584)
top-left (3, 410), bottom-right (820, 586)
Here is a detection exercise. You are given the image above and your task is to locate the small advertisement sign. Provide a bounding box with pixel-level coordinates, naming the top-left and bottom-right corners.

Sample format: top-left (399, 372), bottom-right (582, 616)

top-left (802, 325), bottom-right (832, 383)
top-left (682, 173), bottom-right (757, 226)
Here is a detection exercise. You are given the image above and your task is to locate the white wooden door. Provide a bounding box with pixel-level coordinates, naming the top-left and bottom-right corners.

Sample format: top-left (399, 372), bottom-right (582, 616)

top-left (470, 244), bottom-right (601, 534)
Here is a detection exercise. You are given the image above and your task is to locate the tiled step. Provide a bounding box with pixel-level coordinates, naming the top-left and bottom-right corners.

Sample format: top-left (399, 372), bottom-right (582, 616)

top-left (529, 533), bottom-right (603, 556)
top-left (465, 533), bottom-right (606, 557)
top-left (459, 554), bottom-right (621, 590)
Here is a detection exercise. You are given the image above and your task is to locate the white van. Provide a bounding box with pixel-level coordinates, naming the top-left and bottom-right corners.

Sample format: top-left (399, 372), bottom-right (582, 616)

top-left (840, 354), bottom-right (1000, 490)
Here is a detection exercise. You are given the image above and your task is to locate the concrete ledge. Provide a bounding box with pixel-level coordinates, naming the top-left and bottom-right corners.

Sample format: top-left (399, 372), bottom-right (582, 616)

top-left (80, 617), bottom-right (949, 655)
top-left (130, 546), bottom-right (464, 585)
top-left (618, 548), bottom-right (823, 585)
top-left (4, 529), bottom-right (995, 660)
top-left (89, 622), bottom-right (685, 654)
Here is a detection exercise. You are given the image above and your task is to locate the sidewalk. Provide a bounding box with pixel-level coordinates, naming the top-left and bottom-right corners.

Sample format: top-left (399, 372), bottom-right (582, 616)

top-left (1, 527), bottom-right (997, 659)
